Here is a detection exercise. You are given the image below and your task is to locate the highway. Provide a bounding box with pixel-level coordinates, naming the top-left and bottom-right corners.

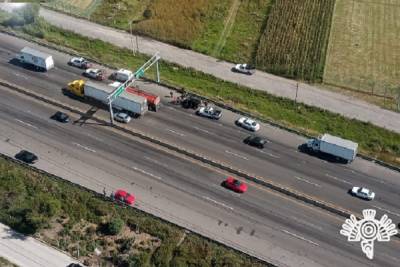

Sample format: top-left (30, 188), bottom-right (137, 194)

top-left (0, 32), bottom-right (399, 223)
top-left (1, 82), bottom-right (399, 267)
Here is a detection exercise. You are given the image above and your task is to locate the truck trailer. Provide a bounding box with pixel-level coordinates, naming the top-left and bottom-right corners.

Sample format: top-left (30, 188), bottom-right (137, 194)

top-left (306, 134), bottom-right (358, 163)
top-left (16, 47), bottom-right (54, 71)
top-left (126, 86), bottom-right (160, 111)
top-left (67, 80), bottom-right (147, 116)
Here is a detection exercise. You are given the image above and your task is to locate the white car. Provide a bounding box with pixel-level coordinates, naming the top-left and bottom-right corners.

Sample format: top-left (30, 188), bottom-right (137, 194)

top-left (69, 57), bottom-right (91, 69)
top-left (235, 117), bottom-right (260, 131)
top-left (83, 68), bottom-right (104, 80)
top-left (196, 106), bottom-right (222, 120)
top-left (350, 187), bottom-right (375, 200)
top-left (114, 112), bottom-right (131, 123)
top-left (232, 64), bottom-right (255, 75)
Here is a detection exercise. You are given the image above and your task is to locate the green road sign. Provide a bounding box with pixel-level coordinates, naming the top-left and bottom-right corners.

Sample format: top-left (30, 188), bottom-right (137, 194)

top-left (135, 69), bottom-right (145, 78)
top-left (114, 85), bottom-right (125, 97)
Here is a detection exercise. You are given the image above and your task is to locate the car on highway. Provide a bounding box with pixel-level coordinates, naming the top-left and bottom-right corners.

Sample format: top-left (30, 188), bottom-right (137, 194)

top-left (114, 189), bottom-right (135, 205)
top-left (83, 68), bottom-right (105, 80)
top-left (15, 150), bottom-right (38, 164)
top-left (222, 177), bottom-right (248, 193)
top-left (51, 111), bottom-right (69, 123)
top-left (181, 96), bottom-right (201, 109)
top-left (196, 106), bottom-right (222, 120)
top-left (350, 187), bottom-right (375, 200)
top-left (114, 112), bottom-right (131, 123)
top-left (68, 57), bottom-right (92, 69)
top-left (244, 135), bottom-right (266, 149)
top-left (235, 117), bottom-right (260, 132)
top-left (232, 63), bottom-right (255, 75)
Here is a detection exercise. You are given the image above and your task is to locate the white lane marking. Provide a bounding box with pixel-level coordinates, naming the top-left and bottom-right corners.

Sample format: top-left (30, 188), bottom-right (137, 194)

top-left (257, 150), bottom-right (280, 158)
top-left (14, 72), bottom-right (28, 80)
top-left (325, 174), bottom-right (351, 185)
top-left (72, 142), bottom-right (96, 153)
top-left (193, 126), bottom-right (211, 134)
top-left (131, 166), bottom-right (162, 180)
top-left (15, 119), bottom-right (38, 129)
top-left (167, 129), bottom-right (185, 137)
top-left (203, 196), bottom-right (234, 210)
top-left (281, 229), bottom-right (319, 246)
top-left (372, 205), bottom-right (400, 218)
top-left (225, 150), bottom-right (248, 160)
top-left (294, 176), bottom-right (321, 187)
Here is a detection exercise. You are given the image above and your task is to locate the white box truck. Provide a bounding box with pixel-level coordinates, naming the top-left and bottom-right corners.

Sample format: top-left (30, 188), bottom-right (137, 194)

top-left (16, 47), bottom-right (54, 71)
top-left (67, 80), bottom-right (147, 116)
top-left (306, 134), bottom-right (358, 163)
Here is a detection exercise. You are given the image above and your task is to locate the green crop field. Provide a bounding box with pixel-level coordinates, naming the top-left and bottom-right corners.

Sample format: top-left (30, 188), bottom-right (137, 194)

top-left (256, 0), bottom-right (335, 82)
top-left (324, 0), bottom-right (400, 97)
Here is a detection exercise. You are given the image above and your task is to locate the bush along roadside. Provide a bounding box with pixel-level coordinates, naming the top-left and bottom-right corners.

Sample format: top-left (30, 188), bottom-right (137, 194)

top-left (0, 14), bottom-right (399, 167)
top-left (0, 156), bottom-right (271, 267)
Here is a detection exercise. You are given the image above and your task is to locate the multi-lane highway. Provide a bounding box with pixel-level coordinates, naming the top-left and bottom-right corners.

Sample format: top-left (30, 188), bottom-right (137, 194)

top-left (1, 81), bottom-right (400, 267)
top-left (0, 32), bottom-right (400, 266)
top-left (0, 32), bottom-right (399, 222)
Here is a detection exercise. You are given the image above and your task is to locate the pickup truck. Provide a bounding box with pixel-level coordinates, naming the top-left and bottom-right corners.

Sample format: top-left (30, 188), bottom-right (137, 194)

top-left (232, 63), bottom-right (256, 75)
top-left (196, 106), bottom-right (222, 120)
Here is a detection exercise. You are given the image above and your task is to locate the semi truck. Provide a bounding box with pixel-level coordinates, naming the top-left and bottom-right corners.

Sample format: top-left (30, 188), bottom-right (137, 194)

top-left (126, 86), bottom-right (160, 111)
top-left (67, 80), bottom-right (147, 116)
top-left (16, 47), bottom-right (54, 71)
top-left (306, 134), bottom-right (358, 163)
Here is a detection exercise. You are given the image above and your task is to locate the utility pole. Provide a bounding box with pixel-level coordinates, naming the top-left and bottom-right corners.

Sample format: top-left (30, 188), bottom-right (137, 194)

top-left (295, 83), bottom-right (299, 103)
top-left (129, 21), bottom-right (135, 55)
top-left (136, 35), bottom-right (139, 54)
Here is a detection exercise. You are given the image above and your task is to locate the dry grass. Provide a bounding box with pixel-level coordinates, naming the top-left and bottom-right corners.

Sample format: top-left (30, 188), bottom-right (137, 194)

top-left (256, 0), bottom-right (335, 81)
top-left (324, 0), bottom-right (400, 97)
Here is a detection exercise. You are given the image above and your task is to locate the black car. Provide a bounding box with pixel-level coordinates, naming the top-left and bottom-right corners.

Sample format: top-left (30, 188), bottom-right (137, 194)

top-left (182, 97), bottom-right (201, 109)
top-left (67, 264), bottom-right (83, 267)
top-left (51, 111), bottom-right (70, 123)
top-left (244, 136), bottom-right (266, 149)
top-left (15, 150), bottom-right (38, 164)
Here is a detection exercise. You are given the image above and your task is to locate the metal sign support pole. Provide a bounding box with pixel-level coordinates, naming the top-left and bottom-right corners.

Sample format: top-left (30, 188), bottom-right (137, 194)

top-left (109, 100), bottom-right (114, 125)
top-left (156, 61), bottom-right (160, 83)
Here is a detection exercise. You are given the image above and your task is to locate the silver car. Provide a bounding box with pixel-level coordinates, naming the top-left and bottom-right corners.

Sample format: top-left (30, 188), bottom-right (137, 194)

top-left (114, 112), bottom-right (131, 123)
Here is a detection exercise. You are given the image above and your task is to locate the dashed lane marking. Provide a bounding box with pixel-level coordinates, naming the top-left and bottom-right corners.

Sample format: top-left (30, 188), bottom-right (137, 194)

top-left (281, 229), bottom-right (319, 246)
top-left (131, 166), bottom-right (163, 180)
top-left (72, 142), bottom-right (96, 153)
top-left (225, 150), bottom-right (248, 160)
top-left (203, 196), bottom-right (234, 210)
top-left (167, 129), bottom-right (185, 137)
top-left (15, 119), bottom-right (38, 129)
top-left (325, 174), bottom-right (351, 185)
top-left (295, 176), bottom-right (321, 188)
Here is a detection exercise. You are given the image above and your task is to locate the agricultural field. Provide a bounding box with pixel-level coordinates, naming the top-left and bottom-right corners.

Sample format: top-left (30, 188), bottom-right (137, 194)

top-left (255, 0), bottom-right (335, 82)
top-left (324, 0), bottom-right (400, 98)
top-left (42, 0), bottom-right (102, 18)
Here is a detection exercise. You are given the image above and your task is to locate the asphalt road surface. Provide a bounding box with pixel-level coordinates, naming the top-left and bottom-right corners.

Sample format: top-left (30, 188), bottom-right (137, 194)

top-left (0, 223), bottom-right (78, 267)
top-left (0, 32), bottom-right (399, 226)
top-left (36, 7), bottom-right (400, 133)
top-left (1, 85), bottom-right (400, 267)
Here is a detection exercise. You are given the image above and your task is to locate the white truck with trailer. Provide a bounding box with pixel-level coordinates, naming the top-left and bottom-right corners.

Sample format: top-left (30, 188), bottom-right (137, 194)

top-left (67, 80), bottom-right (147, 116)
top-left (306, 134), bottom-right (358, 163)
top-left (16, 47), bottom-right (54, 71)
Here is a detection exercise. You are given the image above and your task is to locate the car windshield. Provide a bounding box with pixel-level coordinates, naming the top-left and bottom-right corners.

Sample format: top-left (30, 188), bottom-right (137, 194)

top-left (233, 180), bottom-right (241, 186)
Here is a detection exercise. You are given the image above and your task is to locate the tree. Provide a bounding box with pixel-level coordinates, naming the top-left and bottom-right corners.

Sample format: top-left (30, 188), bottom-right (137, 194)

top-left (106, 217), bottom-right (124, 235)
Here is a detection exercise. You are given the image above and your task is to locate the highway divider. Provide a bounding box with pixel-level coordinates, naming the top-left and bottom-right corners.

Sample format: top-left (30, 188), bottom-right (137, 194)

top-left (0, 78), bottom-right (356, 221)
top-left (1, 28), bottom-right (398, 173)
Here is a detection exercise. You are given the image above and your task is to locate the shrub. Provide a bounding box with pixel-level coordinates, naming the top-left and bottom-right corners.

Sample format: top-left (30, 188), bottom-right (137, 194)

top-left (106, 217), bottom-right (124, 235)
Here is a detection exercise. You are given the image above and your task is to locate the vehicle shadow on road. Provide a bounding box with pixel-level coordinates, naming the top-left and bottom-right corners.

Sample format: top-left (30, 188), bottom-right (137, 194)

top-left (297, 144), bottom-right (348, 164)
top-left (8, 58), bottom-right (45, 72)
top-left (72, 106), bottom-right (108, 127)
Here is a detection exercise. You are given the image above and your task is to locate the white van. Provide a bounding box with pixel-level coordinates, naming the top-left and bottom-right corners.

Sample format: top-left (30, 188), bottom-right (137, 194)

top-left (115, 69), bottom-right (133, 82)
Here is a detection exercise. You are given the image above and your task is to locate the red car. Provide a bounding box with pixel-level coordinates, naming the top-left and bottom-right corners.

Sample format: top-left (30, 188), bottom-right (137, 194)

top-left (223, 177), bottom-right (248, 193)
top-left (114, 189), bottom-right (135, 205)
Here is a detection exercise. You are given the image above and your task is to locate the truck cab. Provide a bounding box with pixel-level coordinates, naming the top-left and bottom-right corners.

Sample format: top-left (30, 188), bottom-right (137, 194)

top-left (306, 138), bottom-right (319, 151)
top-left (67, 80), bottom-right (85, 97)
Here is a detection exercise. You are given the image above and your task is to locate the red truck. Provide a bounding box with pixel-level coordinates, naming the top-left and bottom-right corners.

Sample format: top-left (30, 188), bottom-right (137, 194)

top-left (126, 87), bottom-right (160, 111)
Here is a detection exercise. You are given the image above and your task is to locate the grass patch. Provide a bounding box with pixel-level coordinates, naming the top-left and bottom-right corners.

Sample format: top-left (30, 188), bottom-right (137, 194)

top-left (0, 157), bottom-right (270, 267)
top-left (324, 0), bottom-right (400, 97)
top-left (3, 18), bottom-right (400, 166)
top-left (256, 0), bottom-right (335, 82)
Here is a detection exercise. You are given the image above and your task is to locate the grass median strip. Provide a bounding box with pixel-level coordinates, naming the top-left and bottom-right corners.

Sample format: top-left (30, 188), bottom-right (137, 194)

top-left (1, 14), bottom-right (400, 167)
top-left (0, 156), bottom-right (270, 267)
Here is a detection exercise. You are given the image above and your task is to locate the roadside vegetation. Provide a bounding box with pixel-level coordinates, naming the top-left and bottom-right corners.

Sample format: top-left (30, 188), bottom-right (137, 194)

top-left (0, 157), bottom-right (269, 267)
top-left (324, 0), bottom-right (400, 99)
top-left (0, 257), bottom-right (19, 267)
top-left (0, 7), bottom-right (400, 166)
top-left (256, 0), bottom-right (335, 82)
